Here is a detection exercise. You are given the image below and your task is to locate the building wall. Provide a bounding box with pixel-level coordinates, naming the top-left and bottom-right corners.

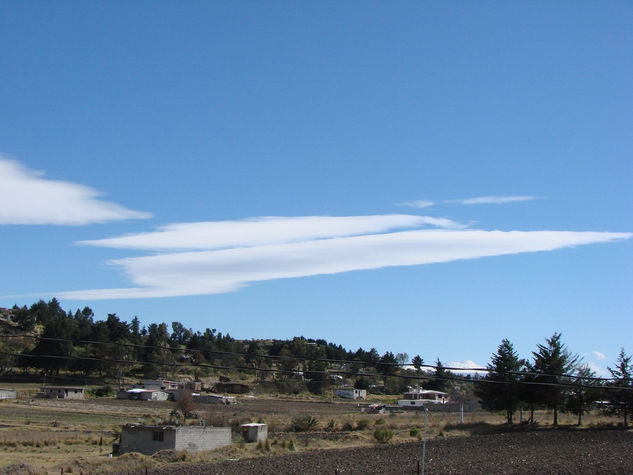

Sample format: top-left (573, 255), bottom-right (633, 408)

top-left (173, 426), bottom-right (232, 452)
top-left (120, 428), bottom-right (177, 455)
top-left (241, 424), bottom-right (267, 443)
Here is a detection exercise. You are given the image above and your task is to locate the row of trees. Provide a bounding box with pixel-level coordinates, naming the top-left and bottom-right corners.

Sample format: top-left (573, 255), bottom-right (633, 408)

top-left (475, 334), bottom-right (633, 427)
top-left (0, 299), bottom-right (424, 394)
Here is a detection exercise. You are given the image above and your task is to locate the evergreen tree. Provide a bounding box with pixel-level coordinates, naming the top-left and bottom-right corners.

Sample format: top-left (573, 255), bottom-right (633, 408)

top-left (530, 333), bottom-right (579, 425)
top-left (475, 339), bottom-right (525, 424)
top-left (607, 348), bottom-right (633, 427)
top-left (566, 364), bottom-right (602, 426)
top-left (427, 358), bottom-right (450, 392)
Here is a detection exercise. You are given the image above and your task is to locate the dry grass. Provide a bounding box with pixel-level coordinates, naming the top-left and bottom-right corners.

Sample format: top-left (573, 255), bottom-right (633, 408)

top-left (0, 393), bottom-right (626, 474)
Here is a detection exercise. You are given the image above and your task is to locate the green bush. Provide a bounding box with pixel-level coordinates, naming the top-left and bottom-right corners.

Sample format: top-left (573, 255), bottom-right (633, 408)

top-left (409, 427), bottom-right (421, 438)
top-left (373, 427), bottom-right (394, 444)
top-left (290, 415), bottom-right (319, 432)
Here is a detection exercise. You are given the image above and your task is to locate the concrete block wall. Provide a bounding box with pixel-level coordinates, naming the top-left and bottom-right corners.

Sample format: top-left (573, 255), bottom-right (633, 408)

top-left (119, 428), bottom-right (177, 455)
top-left (174, 426), bottom-right (232, 452)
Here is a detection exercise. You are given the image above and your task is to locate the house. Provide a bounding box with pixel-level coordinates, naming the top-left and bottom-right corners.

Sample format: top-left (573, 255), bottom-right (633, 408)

top-left (115, 424), bottom-right (232, 455)
top-left (0, 388), bottom-right (16, 400)
top-left (240, 423), bottom-right (267, 443)
top-left (143, 380), bottom-right (202, 391)
top-left (37, 387), bottom-right (85, 399)
top-left (397, 387), bottom-right (449, 407)
top-left (118, 388), bottom-right (169, 401)
top-left (335, 388), bottom-right (367, 400)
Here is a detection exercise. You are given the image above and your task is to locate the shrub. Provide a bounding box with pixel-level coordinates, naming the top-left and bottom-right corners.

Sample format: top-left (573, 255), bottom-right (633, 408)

top-left (409, 427), bottom-right (421, 439)
top-left (356, 419), bottom-right (370, 430)
top-left (290, 415), bottom-right (319, 432)
top-left (373, 427), bottom-right (393, 444)
top-left (375, 418), bottom-right (386, 426)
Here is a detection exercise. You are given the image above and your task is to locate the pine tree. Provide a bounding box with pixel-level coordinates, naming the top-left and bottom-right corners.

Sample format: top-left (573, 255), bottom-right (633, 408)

top-left (475, 339), bottom-right (524, 424)
top-left (607, 348), bottom-right (633, 427)
top-left (530, 333), bottom-right (579, 426)
top-left (566, 364), bottom-right (601, 426)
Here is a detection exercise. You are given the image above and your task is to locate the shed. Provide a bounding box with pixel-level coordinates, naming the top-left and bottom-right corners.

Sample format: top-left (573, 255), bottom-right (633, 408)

top-left (116, 424), bottom-right (232, 455)
top-left (335, 388), bottom-right (367, 400)
top-left (240, 423), bottom-right (268, 443)
top-left (0, 389), bottom-right (17, 400)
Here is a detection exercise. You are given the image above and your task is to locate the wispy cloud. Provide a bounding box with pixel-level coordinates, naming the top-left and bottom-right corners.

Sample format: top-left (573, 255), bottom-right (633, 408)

top-left (446, 195), bottom-right (537, 205)
top-left (0, 156), bottom-right (151, 225)
top-left (396, 200), bottom-right (435, 209)
top-left (591, 350), bottom-right (606, 361)
top-left (77, 215), bottom-right (465, 251)
top-left (57, 228), bottom-right (630, 300)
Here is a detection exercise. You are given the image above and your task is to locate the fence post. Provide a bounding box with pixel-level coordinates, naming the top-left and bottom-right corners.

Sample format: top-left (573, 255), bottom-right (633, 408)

top-left (421, 407), bottom-right (429, 475)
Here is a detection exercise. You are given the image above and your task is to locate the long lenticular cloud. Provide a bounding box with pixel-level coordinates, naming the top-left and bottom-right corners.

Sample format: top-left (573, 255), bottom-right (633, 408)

top-left (77, 215), bottom-right (465, 250)
top-left (446, 195), bottom-right (537, 205)
top-left (57, 229), bottom-right (630, 300)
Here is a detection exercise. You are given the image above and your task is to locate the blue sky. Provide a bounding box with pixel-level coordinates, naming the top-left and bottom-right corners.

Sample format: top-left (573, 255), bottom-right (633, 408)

top-left (1, 2), bottom-right (631, 375)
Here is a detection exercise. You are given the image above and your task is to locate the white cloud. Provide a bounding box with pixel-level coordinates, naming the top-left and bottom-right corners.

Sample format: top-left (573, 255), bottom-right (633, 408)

top-left (77, 215), bottom-right (465, 251)
top-left (57, 228), bottom-right (630, 300)
top-left (0, 156), bottom-right (151, 225)
top-left (396, 200), bottom-right (435, 209)
top-left (448, 360), bottom-right (487, 375)
top-left (591, 350), bottom-right (606, 361)
top-left (446, 196), bottom-right (537, 205)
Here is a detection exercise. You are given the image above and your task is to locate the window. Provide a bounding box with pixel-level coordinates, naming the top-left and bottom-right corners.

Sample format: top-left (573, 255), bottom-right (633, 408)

top-left (152, 431), bottom-right (164, 442)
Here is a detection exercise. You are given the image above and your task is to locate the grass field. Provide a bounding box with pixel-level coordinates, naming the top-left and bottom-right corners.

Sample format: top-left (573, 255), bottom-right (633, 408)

top-left (0, 384), bottom-right (624, 474)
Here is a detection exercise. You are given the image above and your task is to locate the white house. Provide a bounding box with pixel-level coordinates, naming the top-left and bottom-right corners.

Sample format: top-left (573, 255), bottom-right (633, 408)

top-left (397, 387), bottom-right (449, 407)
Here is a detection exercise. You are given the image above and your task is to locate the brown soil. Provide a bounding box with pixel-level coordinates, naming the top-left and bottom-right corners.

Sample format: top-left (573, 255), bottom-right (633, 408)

top-left (151, 429), bottom-right (633, 474)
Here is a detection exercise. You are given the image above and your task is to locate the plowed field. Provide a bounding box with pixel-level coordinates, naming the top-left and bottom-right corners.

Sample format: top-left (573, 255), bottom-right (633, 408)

top-left (152, 429), bottom-right (633, 474)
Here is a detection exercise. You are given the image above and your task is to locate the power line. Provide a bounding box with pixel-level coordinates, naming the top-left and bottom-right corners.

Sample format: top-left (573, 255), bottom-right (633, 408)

top-left (1, 333), bottom-right (620, 384)
top-left (1, 350), bottom-right (631, 392)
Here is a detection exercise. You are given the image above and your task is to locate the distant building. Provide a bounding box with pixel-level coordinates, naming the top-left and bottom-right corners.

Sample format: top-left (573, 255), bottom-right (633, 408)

top-left (117, 388), bottom-right (169, 401)
top-left (0, 389), bottom-right (16, 400)
top-left (335, 388), bottom-right (367, 400)
top-left (240, 423), bottom-right (267, 443)
top-left (38, 387), bottom-right (85, 399)
top-left (194, 394), bottom-right (236, 405)
top-left (143, 380), bottom-right (202, 391)
top-left (115, 424), bottom-right (232, 455)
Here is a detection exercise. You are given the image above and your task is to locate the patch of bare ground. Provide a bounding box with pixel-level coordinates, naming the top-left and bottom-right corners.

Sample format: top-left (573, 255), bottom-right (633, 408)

top-left (148, 429), bottom-right (633, 475)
